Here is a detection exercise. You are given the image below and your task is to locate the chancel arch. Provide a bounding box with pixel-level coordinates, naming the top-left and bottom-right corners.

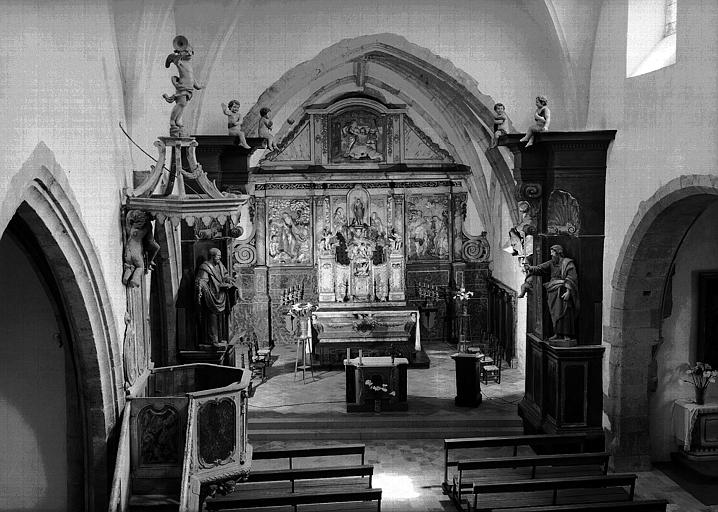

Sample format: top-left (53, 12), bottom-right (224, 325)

top-left (240, 33), bottom-right (520, 231)
top-left (0, 145), bottom-right (122, 510)
top-left (606, 175), bottom-right (718, 470)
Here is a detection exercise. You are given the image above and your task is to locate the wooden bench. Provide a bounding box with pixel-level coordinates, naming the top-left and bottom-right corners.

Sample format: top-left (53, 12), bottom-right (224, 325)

top-left (241, 464), bottom-right (374, 490)
top-left (469, 473), bottom-right (637, 512)
top-left (443, 433), bottom-right (595, 492)
top-left (253, 443), bottom-right (366, 468)
top-left (204, 444), bottom-right (379, 511)
top-left (204, 487), bottom-right (382, 511)
top-left (450, 452), bottom-right (610, 506)
top-left (507, 499), bottom-right (669, 511)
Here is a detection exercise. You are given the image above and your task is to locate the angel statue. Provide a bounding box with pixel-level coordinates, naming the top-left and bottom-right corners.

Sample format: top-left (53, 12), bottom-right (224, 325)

top-left (162, 36), bottom-right (204, 137)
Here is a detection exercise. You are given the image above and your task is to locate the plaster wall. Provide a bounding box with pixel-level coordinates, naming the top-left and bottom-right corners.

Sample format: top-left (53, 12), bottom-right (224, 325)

top-left (0, 234), bottom-right (71, 511)
top-left (649, 201), bottom-right (718, 461)
top-left (589, 0), bottom-right (718, 331)
top-left (192, 0), bottom-right (572, 139)
top-left (0, 0), bottom-right (130, 344)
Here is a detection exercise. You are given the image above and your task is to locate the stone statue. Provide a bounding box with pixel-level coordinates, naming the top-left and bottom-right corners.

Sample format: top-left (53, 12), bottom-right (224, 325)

top-left (520, 95), bottom-right (550, 148)
top-left (319, 228), bottom-right (334, 253)
top-left (388, 228), bottom-right (403, 252)
top-left (195, 248), bottom-right (234, 345)
top-left (352, 197), bottom-right (365, 226)
top-left (489, 102), bottom-right (508, 149)
top-left (258, 107), bottom-right (279, 151)
top-left (222, 100), bottom-right (251, 148)
top-left (162, 36), bottom-right (204, 137)
top-left (524, 244), bottom-right (579, 340)
top-left (122, 210), bottom-right (160, 288)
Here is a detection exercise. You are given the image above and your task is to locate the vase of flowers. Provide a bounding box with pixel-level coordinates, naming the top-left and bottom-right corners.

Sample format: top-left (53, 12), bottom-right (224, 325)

top-left (290, 302), bottom-right (318, 338)
top-left (683, 362), bottom-right (715, 405)
top-left (453, 288), bottom-right (473, 350)
top-left (365, 379), bottom-right (396, 412)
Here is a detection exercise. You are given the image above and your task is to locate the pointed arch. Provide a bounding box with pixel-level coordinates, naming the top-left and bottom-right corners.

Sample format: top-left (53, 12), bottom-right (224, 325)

top-left (242, 33), bottom-right (519, 232)
top-left (1, 142), bottom-right (122, 509)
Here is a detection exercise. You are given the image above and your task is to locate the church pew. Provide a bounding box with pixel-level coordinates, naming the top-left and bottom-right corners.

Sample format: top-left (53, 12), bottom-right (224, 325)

top-left (469, 473), bottom-right (637, 512)
top-left (507, 499), bottom-right (669, 512)
top-left (204, 487), bottom-right (382, 511)
top-left (253, 443), bottom-right (366, 468)
top-left (442, 433), bottom-right (594, 491)
top-left (449, 452), bottom-right (610, 506)
top-left (238, 464), bottom-right (375, 490)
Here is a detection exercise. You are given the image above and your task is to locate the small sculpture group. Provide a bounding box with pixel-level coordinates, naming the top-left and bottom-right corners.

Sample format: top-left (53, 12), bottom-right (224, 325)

top-left (489, 94), bottom-right (551, 149)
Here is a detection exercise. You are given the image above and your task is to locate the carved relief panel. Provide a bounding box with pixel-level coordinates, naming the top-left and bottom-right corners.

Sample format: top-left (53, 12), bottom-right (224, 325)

top-left (330, 109), bottom-right (385, 163)
top-left (406, 194), bottom-right (450, 261)
top-left (266, 198), bottom-right (312, 266)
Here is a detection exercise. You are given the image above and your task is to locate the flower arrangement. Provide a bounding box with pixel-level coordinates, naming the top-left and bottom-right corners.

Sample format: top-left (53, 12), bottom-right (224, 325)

top-left (289, 302), bottom-right (318, 318)
top-left (365, 379), bottom-right (396, 397)
top-left (682, 362), bottom-right (716, 405)
top-left (453, 287), bottom-right (474, 301)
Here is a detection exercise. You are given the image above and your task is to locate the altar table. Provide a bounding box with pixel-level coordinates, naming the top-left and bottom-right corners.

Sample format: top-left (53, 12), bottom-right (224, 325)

top-left (344, 356), bottom-right (408, 412)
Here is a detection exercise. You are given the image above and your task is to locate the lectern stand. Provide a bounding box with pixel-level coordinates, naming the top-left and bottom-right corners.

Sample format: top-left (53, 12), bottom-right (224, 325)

top-left (451, 352), bottom-right (482, 407)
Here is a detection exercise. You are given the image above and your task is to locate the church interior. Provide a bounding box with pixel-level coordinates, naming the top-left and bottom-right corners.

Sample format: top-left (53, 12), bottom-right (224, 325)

top-left (1, 1), bottom-right (718, 511)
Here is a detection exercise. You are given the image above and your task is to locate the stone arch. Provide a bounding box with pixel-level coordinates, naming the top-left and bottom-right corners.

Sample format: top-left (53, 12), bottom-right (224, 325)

top-left (605, 174), bottom-right (718, 470)
top-left (242, 33), bottom-right (519, 232)
top-left (0, 142), bottom-right (122, 509)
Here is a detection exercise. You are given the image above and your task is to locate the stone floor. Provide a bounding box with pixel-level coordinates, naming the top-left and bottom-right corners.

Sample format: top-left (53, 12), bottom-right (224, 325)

top-left (239, 340), bottom-right (716, 511)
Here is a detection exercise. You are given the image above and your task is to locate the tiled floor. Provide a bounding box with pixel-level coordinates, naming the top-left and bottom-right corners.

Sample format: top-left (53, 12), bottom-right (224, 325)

top-left (241, 341), bottom-right (716, 511)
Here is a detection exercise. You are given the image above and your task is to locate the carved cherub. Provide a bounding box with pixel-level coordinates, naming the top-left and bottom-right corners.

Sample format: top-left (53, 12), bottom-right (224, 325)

top-left (122, 210), bottom-right (160, 288)
top-left (520, 95), bottom-right (550, 148)
top-left (258, 107), bottom-right (279, 151)
top-left (162, 37), bottom-right (204, 137)
top-left (222, 100), bottom-right (251, 149)
top-left (489, 102), bottom-right (508, 149)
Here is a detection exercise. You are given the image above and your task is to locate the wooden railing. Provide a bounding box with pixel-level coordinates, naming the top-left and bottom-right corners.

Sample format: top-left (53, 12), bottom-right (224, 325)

top-left (486, 277), bottom-right (517, 365)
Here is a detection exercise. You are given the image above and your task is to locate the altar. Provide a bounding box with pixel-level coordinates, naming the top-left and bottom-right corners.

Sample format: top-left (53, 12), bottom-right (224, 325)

top-left (344, 356), bottom-right (409, 412)
top-left (313, 306), bottom-right (422, 367)
top-left (223, 94), bottom-right (491, 358)
top-left (672, 399), bottom-right (718, 476)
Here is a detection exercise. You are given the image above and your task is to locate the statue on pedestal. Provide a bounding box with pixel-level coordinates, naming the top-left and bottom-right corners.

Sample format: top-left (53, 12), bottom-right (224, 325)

top-left (519, 95), bottom-right (550, 148)
top-left (222, 101), bottom-right (251, 148)
top-left (122, 210), bottom-right (160, 288)
top-left (524, 244), bottom-right (579, 340)
top-left (489, 102), bottom-right (508, 149)
top-left (163, 36), bottom-right (204, 137)
top-left (195, 248), bottom-right (234, 345)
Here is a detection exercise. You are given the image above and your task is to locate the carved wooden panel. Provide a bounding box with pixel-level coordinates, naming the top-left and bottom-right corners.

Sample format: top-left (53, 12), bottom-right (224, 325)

top-left (198, 398), bottom-right (236, 468)
top-left (138, 404), bottom-right (180, 465)
top-left (330, 109), bottom-right (385, 163)
top-left (267, 198), bottom-right (312, 266)
top-left (406, 195), bottom-right (450, 261)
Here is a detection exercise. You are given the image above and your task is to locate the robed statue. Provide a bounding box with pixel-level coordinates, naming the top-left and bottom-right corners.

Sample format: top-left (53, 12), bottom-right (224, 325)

top-left (195, 248), bottom-right (235, 345)
top-left (524, 244), bottom-right (579, 340)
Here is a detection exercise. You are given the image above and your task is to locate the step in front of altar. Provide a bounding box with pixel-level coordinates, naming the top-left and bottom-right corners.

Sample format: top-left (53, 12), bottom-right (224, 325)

top-left (248, 415), bottom-right (523, 441)
top-left (313, 307), bottom-right (423, 367)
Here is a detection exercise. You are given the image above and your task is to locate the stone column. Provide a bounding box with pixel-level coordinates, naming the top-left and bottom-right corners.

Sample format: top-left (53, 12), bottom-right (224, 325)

top-left (253, 197), bottom-right (270, 342)
top-left (388, 194), bottom-right (405, 301)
